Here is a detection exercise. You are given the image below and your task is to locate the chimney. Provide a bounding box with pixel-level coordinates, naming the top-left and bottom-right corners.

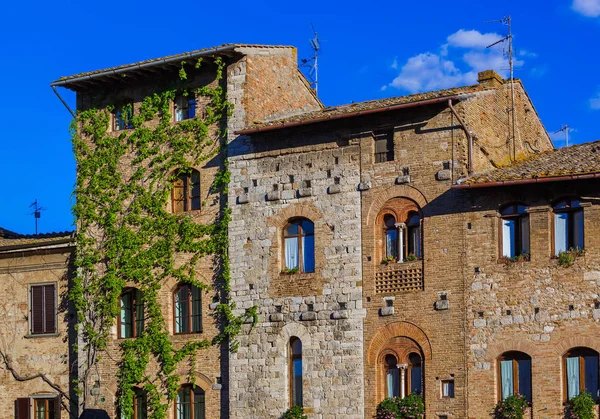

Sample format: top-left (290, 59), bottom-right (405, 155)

top-left (477, 70), bottom-right (503, 88)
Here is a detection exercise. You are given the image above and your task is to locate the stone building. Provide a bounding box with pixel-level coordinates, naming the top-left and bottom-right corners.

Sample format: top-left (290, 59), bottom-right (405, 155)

top-left (0, 228), bottom-right (74, 418)
top-left (38, 41), bottom-right (600, 419)
top-left (50, 44), bottom-right (320, 419)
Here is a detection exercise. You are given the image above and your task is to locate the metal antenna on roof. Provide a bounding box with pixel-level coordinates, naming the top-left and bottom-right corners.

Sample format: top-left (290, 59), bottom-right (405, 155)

top-left (486, 15), bottom-right (517, 162)
top-left (554, 125), bottom-right (571, 147)
top-left (29, 199), bottom-right (45, 235)
top-left (300, 24), bottom-right (320, 96)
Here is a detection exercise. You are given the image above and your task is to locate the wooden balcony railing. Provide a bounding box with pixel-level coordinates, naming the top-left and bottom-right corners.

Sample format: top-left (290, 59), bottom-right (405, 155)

top-left (375, 260), bottom-right (423, 294)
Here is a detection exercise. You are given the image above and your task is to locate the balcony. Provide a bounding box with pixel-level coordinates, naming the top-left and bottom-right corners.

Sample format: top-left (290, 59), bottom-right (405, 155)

top-left (375, 260), bottom-right (423, 294)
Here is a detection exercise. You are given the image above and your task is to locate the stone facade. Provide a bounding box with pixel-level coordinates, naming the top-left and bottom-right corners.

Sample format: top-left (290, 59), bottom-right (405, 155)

top-left (0, 232), bottom-right (74, 418)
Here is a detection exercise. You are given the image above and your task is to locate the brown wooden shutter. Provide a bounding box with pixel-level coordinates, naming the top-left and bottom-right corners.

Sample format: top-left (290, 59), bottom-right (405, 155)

top-left (54, 396), bottom-right (61, 419)
top-left (44, 284), bottom-right (56, 334)
top-left (15, 398), bottom-right (30, 419)
top-left (172, 177), bottom-right (185, 213)
top-left (31, 286), bottom-right (44, 335)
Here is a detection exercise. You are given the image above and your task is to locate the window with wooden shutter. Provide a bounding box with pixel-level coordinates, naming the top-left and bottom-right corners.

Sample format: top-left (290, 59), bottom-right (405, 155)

top-left (171, 169), bottom-right (201, 214)
top-left (30, 284), bottom-right (57, 335)
top-left (374, 130), bottom-right (394, 163)
top-left (16, 398), bottom-right (30, 419)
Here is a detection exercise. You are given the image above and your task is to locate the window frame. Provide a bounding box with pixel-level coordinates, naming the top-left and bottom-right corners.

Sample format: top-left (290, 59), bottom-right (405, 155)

top-left (441, 379), bottom-right (455, 398)
top-left (497, 351), bottom-right (532, 402)
top-left (173, 283), bottom-right (202, 335)
top-left (374, 129), bottom-right (394, 163)
top-left (289, 337), bottom-right (303, 407)
top-left (171, 169), bottom-right (201, 214)
top-left (174, 385), bottom-right (205, 419)
top-left (379, 208), bottom-right (423, 263)
top-left (118, 288), bottom-right (144, 339)
top-left (563, 347), bottom-right (599, 401)
top-left (113, 103), bottom-right (134, 131)
top-left (174, 94), bottom-right (197, 122)
top-left (499, 203), bottom-right (530, 259)
top-left (282, 218), bottom-right (315, 273)
top-left (16, 395), bottom-right (60, 419)
top-left (553, 198), bottom-right (584, 256)
top-left (29, 282), bottom-right (57, 336)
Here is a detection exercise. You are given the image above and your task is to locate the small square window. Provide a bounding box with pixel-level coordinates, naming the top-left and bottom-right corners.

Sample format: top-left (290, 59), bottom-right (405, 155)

top-left (442, 380), bottom-right (455, 398)
top-left (174, 94), bottom-right (196, 121)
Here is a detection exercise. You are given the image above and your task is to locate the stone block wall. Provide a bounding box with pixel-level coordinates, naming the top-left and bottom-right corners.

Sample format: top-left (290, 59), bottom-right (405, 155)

top-left (228, 134), bottom-right (365, 419)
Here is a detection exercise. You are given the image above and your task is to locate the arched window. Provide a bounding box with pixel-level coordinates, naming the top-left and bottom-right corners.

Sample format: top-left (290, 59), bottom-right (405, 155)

top-left (119, 288), bottom-right (144, 339)
top-left (283, 218), bottom-right (315, 273)
top-left (120, 387), bottom-right (147, 419)
top-left (172, 169), bottom-right (201, 213)
top-left (500, 204), bottom-right (529, 258)
top-left (498, 351), bottom-right (532, 403)
top-left (174, 94), bottom-right (196, 122)
top-left (564, 347), bottom-right (599, 400)
top-left (384, 215), bottom-right (398, 260)
top-left (385, 354), bottom-right (400, 398)
top-left (406, 213), bottom-right (421, 259)
top-left (175, 385), bottom-right (205, 419)
top-left (174, 284), bottom-right (202, 334)
top-left (408, 353), bottom-right (422, 395)
top-left (289, 337), bottom-right (303, 407)
top-left (554, 199), bottom-right (584, 255)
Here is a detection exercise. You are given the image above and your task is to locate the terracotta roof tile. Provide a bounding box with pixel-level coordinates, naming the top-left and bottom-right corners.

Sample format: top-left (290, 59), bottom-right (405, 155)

top-left (238, 83), bottom-right (490, 133)
top-left (463, 140), bottom-right (600, 186)
top-left (0, 229), bottom-right (74, 250)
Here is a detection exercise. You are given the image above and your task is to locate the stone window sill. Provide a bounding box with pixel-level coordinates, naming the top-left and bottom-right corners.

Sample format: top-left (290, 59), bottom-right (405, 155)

top-left (25, 332), bottom-right (60, 339)
top-left (278, 272), bottom-right (316, 280)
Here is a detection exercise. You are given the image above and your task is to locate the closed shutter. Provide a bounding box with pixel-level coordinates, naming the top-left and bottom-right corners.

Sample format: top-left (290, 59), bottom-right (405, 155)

top-left (31, 286), bottom-right (44, 334)
top-left (54, 396), bottom-right (61, 419)
top-left (172, 177), bottom-right (186, 213)
top-left (44, 285), bottom-right (56, 334)
top-left (15, 398), bottom-right (30, 419)
top-left (374, 130), bottom-right (394, 163)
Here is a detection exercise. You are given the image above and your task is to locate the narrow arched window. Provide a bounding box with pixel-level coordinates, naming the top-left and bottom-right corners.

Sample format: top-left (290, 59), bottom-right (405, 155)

top-left (554, 199), bottom-right (584, 255)
top-left (119, 288), bottom-right (144, 339)
top-left (283, 219), bottom-right (314, 273)
top-left (114, 102), bottom-right (133, 131)
top-left (385, 354), bottom-right (400, 398)
top-left (175, 385), bottom-right (205, 419)
top-left (289, 337), bottom-right (303, 407)
top-left (172, 169), bottom-right (201, 213)
top-left (406, 213), bottom-right (421, 259)
top-left (384, 215), bottom-right (398, 261)
top-left (498, 351), bottom-right (532, 402)
top-left (174, 284), bottom-right (202, 334)
top-left (408, 353), bottom-right (422, 395)
top-left (500, 204), bottom-right (529, 258)
top-left (564, 347), bottom-right (599, 400)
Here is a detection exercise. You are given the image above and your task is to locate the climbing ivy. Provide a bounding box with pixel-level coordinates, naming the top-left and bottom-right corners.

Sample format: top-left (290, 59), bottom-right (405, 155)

top-left (69, 57), bottom-right (253, 419)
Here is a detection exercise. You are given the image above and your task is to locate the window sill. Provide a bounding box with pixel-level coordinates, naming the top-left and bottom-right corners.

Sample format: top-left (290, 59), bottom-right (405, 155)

top-left (278, 272), bottom-right (316, 280)
top-left (25, 332), bottom-right (60, 339)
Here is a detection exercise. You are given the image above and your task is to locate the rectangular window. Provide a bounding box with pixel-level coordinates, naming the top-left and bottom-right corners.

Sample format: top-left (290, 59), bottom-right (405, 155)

top-left (442, 380), bottom-right (455, 398)
top-left (114, 105), bottom-right (133, 131)
top-left (30, 284), bottom-right (56, 335)
top-left (175, 95), bottom-right (196, 122)
top-left (374, 130), bottom-right (394, 163)
top-left (16, 397), bottom-right (59, 419)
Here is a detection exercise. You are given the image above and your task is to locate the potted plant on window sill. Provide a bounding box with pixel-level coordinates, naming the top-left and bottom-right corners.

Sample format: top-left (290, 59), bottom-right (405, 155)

top-left (406, 252), bottom-right (418, 262)
top-left (564, 392), bottom-right (596, 419)
top-left (282, 266), bottom-right (300, 275)
top-left (381, 256), bottom-right (397, 265)
top-left (499, 252), bottom-right (530, 265)
top-left (494, 394), bottom-right (530, 419)
top-left (557, 248), bottom-right (585, 268)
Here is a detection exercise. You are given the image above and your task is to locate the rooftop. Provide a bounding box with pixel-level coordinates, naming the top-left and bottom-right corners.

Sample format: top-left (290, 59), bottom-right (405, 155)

top-left (0, 228), bottom-right (74, 251)
top-left (51, 43), bottom-right (293, 91)
top-left (457, 140), bottom-right (600, 188)
top-left (237, 82), bottom-right (494, 134)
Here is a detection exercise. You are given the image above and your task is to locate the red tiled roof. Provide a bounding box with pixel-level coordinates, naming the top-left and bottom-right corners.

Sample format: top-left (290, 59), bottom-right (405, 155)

top-left (237, 83), bottom-right (490, 134)
top-left (458, 140), bottom-right (600, 187)
top-left (0, 229), bottom-right (74, 250)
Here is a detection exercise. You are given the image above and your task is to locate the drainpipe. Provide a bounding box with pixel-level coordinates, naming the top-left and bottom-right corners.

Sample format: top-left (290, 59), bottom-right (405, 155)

top-left (52, 85), bottom-right (76, 118)
top-left (448, 99), bottom-right (473, 175)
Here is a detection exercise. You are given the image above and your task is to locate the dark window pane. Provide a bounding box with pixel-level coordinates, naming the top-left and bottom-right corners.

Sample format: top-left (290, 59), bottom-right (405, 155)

top-left (286, 223), bottom-right (299, 235)
top-left (384, 215), bottom-right (396, 228)
top-left (518, 358), bottom-right (532, 402)
top-left (302, 235), bottom-right (315, 273)
top-left (301, 220), bottom-right (314, 235)
top-left (584, 355), bottom-right (599, 398)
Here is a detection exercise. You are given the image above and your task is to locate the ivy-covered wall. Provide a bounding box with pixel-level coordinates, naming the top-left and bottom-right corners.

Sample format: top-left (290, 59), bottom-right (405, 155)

top-left (71, 57), bottom-right (252, 419)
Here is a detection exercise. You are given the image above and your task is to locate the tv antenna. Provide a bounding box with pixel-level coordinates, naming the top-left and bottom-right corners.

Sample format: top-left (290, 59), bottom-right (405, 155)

top-left (29, 199), bottom-right (45, 235)
top-left (300, 24), bottom-right (320, 96)
top-left (554, 125), bottom-right (571, 147)
top-left (486, 15), bottom-right (517, 161)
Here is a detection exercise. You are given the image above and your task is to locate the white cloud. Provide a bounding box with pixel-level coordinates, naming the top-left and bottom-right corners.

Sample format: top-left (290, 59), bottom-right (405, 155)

top-left (519, 49), bottom-right (538, 58)
top-left (447, 29), bottom-right (502, 49)
top-left (572, 0), bottom-right (600, 17)
top-left (391, 58), bottom-right (398, 69)
top-left (591, 90), bottom-right (600, 110)
top-left (386, 29), bottom-right (528, 94)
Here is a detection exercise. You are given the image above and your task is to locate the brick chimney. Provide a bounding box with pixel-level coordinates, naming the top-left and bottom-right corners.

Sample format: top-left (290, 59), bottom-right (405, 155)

top-left (477, 70), bottom-right (504, 87)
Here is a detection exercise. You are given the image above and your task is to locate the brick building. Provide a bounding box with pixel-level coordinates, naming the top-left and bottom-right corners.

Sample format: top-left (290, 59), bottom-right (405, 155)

top-left (0, 228), bottom-right (74, 418)
top-left (18, 41), bottom-right (598, 419)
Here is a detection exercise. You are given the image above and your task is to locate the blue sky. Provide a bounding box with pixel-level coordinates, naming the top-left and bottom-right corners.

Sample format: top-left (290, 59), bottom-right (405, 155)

top-left (0, 0), bottom-right (599, 234)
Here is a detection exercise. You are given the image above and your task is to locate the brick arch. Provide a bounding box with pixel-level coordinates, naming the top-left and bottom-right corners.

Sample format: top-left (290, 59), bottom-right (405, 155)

top-left (367, 321), bottom-right (432, 365)
top-left (485, 339), bottom-right (540, 362)
top-left (177, 372), bottom-right (214, 391)
top-left (553, 336), bottom-right (600, 357)
top-left (279, 322), bottom-right (313, 350)
top-left (269, 202), bottom-right (323, 230)
top-left (366, 185), bottom-right (428, 227)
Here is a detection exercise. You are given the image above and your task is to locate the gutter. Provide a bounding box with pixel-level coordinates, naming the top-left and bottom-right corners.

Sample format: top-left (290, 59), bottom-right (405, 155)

top-left (50, 45), bottom-right (238, 88)
top-left (447, 99), bottom-right (474, 174)
top-left (0, 238), bottom-right (74, 253)
top-left (235, 95), bottom-right (461, 135)
top-left (452, 172), bottom-right (600, 189)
